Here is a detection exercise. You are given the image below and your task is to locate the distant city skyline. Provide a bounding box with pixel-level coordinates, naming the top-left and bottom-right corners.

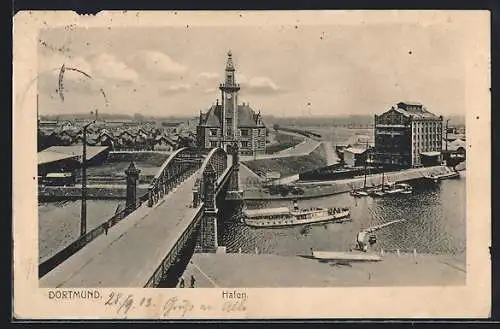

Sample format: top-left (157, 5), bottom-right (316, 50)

top-left (38, 23), bottom-right (466, 118)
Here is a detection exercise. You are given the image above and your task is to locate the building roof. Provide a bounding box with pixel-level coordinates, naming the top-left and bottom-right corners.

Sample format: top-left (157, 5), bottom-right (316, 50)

top-left (162, 122), bottom-right (183, 127)
top-left (344, 147), bottom-right (368, 155)
top-left (39, 120), bottom-right (58, 125)
top-left (38, 151), bottom-right (79, 165)
top-left (392, 102), bottom-right (439, 119)
top-left (398, 101), bottom-right (423, 106)
top-left (444, 138), bottom-right (466, 152)
top-left (155, 135), bottom-right (177, 145)
top-left (199, 103), bottom-right (265, 128)
top-left (346, 134), bottom-right (372, 146)
top-left (446, 133), bottom-right (466, 141)
top-left (42, 146), bottom-right (109, 162)
top-left (420, 151), bottom-right (441, 157)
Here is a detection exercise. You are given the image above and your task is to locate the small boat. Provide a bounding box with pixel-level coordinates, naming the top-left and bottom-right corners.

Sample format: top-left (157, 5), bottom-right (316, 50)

top-left (398, 183), bottom-right (413, 194)
top-left (426, 170), bottom-right (460, 182)
top-left (371, 182), bottom-right (412, 197)
top-left (350, 189), bottom-right (369, 197)
top-left (243, 200), bottom-right (350, 228)
top-left (311, 250), bottom-right (382, 262)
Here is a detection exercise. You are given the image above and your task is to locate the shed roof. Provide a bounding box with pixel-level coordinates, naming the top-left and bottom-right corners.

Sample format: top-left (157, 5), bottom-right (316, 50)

top-left (38, 151), bottom-right (79, 165)
top-left (42, 146), bottom-right (109, 162)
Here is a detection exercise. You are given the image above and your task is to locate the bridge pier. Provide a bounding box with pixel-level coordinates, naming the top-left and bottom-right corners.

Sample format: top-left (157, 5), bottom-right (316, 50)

top-left (227, 142), bottom-right (243, 200)
top-left (195, 164), bottom-right (218, 253)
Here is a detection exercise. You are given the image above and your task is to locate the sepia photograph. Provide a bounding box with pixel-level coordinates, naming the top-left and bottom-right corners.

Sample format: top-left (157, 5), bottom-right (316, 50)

top-left (13, 10), bottom-right (490, 319)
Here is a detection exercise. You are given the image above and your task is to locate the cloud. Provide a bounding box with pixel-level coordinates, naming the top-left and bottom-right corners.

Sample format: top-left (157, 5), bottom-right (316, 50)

top-left (91, 53), bottom-right (139, 81)
top-left (38, 53), bottom-right (94, 79)
top-left (37, 54), bottom-right (103, 98)
top-left (128, 50), bottom-right (187, 80)
top-left (236, 74), bottom-right (248, 84)
top-left (198, 72), bottom-right (220, 81)
top-left (241, 76), bottom-right (281, 94)
top-left (203, 87), bottom-right (218, 94)
top-left (159, 83), bottom-right (191, 96)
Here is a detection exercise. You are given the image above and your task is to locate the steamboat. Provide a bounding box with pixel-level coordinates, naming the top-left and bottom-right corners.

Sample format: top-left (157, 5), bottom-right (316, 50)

top-left (243, 200), bottom-right (350, 228)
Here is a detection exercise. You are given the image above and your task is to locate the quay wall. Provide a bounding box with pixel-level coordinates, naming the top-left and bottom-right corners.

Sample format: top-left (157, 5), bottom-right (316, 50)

top-left (243, 165), bottom-right (455, 200)
top-left (181, 252), bottom-right (465, 287)
top-left (38, 185), bottom-right (149, 201)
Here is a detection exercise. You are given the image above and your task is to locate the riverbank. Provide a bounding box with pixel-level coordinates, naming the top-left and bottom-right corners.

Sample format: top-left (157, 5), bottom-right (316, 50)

top-left (242, 165), bottom-right (457, 200)
top-left (242, 142), bottom-right (327, 178)
top-left (179, 252), bottom-right (465, 287)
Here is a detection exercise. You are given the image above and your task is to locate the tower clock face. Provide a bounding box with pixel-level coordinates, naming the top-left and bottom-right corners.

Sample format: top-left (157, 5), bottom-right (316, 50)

top-left (226, 93), bottom-right (232, 100)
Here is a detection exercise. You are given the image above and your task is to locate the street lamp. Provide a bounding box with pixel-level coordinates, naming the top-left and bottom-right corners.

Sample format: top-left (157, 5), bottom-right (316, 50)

top-left (80, 120), bottom-right (96, 237)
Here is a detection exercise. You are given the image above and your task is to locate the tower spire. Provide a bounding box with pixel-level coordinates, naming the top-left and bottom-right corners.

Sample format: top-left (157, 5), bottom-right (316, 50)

top-left (225, 50), bottom-right (235, 72)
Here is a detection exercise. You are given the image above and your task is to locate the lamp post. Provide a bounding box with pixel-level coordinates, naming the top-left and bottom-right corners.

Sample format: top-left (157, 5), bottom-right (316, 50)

top-left (80, 120), bottom-right (95, 237)
top-left (445, 119), bottom-right (450, 153)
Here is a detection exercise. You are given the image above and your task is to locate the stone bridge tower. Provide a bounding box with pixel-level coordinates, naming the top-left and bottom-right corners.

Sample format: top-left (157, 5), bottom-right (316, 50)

top-left (125, 162), bottom-right (141, 210)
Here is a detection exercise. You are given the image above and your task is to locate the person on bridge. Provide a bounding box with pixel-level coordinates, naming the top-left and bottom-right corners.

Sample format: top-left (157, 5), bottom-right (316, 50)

top-left (190, 275), bottom-right (196, 288)
top-left (179, 277), bottom-right (185, 288)
top-left (103, 222), bottom-right (109, 235)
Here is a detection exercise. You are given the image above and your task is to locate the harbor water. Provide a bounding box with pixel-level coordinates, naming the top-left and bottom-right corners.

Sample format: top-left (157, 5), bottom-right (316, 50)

top-left (38, 199), bottom-right (124, 262)
top-left (222, 171), bottom-right (466, 257)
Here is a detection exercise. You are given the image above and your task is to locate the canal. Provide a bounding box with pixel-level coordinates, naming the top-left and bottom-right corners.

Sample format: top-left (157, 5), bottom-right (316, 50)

top-left (38, 199), bottom-right (124, 262)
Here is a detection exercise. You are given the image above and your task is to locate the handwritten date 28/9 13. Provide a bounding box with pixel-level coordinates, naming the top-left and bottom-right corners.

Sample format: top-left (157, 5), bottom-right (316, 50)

top-left (104, 292), bottom-right (246, 317)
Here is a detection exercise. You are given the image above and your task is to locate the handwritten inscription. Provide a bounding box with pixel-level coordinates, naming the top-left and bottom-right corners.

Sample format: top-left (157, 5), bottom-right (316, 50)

top-left (102, 291), bottom-right (247, 317)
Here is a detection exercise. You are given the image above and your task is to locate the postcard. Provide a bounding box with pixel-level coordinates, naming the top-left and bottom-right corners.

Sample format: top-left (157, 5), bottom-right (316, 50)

top-left (13, 10), bottom-right (490, 319)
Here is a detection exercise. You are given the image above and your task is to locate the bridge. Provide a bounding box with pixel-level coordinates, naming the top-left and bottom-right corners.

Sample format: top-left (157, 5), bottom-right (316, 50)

top-left (40, 144), bottom-right (243, 288)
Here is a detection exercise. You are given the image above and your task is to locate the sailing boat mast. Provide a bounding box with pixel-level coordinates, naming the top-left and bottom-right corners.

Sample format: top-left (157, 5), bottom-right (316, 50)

top-left (381, 171), bottom-right (385, 192)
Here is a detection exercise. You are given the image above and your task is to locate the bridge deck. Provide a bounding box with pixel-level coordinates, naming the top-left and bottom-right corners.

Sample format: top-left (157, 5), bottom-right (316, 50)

top-left (40, 158), bottom-right (235, 288)
top-left (40, 173), bottom-right (202, 288)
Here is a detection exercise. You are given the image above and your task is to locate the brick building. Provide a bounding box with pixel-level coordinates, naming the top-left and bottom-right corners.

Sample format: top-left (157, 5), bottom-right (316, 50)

top-left (372, 101), bottom-right (443, 168)
top-left (196, 51), bottom-right (266, 156)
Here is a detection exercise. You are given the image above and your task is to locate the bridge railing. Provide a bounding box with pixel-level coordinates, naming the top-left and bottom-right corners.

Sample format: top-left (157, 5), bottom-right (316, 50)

top-left (147, 147), bottom-right (202, 207)
top-left (38, 191), bottom-right (149, 278)
top-left (144, 205), bottom-right (205, 287)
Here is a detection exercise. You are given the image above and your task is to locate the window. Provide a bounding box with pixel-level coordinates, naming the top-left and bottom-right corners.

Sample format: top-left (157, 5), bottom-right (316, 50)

top-left (210, 141), bottom-right (218, 147)
top-left (210, 129), bottom-right (218, 136)
top-left (241, 129), bottom-right (249, 137)
top-left (241, 141), bottom-right (249, 148)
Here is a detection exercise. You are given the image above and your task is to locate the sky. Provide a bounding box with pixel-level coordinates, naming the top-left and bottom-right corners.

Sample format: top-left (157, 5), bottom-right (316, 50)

top-left (37, 23), bottom-right (466, 118)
